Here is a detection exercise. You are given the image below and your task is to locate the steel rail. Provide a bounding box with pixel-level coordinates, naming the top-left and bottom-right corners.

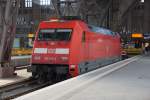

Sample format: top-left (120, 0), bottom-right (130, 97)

top-left (0, 78), bottom-right (51, 100)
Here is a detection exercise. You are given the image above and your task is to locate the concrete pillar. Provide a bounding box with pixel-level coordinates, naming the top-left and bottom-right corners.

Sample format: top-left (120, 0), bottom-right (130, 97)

top-left (144, 0), bottom-right (150, 33)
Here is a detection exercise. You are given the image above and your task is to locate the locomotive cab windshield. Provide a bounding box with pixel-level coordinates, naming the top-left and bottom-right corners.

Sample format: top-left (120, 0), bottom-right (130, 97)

top-left (37, 29), bottom-right (72, 41)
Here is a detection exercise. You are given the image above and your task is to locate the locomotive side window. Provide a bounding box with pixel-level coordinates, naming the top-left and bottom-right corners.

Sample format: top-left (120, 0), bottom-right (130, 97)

top-left (88, 25), bottom-right (114, 35)
top-left (38, 29), bottom-right (72, 41)
top-left (56, 29), bottom-right (72, 41)
top-left (82, 32), bottom-right (86, 42)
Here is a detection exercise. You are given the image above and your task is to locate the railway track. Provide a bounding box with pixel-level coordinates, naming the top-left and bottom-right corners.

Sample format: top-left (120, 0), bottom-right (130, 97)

top-left (0, 78), bottom-right (51, 100)
top-left (0, 58), bottom-right (127, 100)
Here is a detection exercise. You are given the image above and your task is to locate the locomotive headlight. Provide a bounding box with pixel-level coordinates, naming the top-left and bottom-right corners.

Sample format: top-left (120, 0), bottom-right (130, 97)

top-left (70, 65), bottom-right (76, 69)
top-left (34, 56), bottom-right (41, 60)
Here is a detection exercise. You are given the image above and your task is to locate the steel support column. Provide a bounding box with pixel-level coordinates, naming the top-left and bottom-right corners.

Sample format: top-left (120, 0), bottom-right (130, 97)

top-left (144, 0), bottom-right (150, 33)
top-left (0, 0), bottom-right (20, 77)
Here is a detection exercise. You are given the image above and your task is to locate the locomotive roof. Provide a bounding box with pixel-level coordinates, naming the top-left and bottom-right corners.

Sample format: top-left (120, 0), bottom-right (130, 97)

top-left (88, 25), bottom-right (113, 35)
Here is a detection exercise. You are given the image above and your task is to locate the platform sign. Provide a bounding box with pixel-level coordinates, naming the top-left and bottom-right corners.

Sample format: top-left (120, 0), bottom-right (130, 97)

top-left (131, 33), bottom-right (143, 38)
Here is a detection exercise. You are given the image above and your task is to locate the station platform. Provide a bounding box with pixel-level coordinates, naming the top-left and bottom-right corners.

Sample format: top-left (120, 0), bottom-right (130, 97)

top-left (0, 69), bottom-right (31, 87)
top-left (15, 54), bottom-right (150, 100)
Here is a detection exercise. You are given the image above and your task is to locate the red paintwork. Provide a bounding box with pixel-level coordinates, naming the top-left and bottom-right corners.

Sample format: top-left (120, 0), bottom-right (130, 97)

top-left (32, 19), bottom-right (121, 77)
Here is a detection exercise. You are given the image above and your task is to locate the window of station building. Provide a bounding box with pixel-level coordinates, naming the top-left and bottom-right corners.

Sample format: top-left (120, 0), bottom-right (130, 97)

top-left (25, 0), bottom-right (32, 8)
top-left (40, 0), bottom-right (51, 5)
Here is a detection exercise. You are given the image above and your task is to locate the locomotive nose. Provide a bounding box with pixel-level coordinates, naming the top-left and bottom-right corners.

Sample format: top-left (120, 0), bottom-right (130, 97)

top-left (32, 47), bottom-right (70, 64)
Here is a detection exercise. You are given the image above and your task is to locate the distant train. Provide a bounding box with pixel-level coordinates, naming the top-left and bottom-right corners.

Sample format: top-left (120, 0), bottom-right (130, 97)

top-left (11, 56), bottom-right (30, 67)
top-left (123, 33), bottom-right (144, 55)
top-left (12, 48), bottom-right (32, 56)
top-left (29, 17), bottom-right (122, 81)
top-left (12, 32), bottom-right (35, 56)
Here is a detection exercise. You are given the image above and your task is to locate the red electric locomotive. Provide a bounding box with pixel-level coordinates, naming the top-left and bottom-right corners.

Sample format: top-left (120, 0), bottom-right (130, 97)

top-left (30, 17), bottom-right (121, 81)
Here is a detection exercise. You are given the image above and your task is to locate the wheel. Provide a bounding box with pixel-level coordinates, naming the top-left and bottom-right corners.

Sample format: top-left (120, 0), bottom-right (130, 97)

top-left (37, 72), bottom-right (47, 84)
top-left (32, 72), bottom-right (38, 79)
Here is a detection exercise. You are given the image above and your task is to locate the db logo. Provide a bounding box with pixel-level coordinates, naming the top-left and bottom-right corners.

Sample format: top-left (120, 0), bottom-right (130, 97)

top-left (48, 49), bottom-right (56, 54)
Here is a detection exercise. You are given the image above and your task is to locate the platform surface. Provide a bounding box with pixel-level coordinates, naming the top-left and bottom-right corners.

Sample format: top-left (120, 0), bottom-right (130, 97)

top-left (0, 69), bottom-right (31, 87)
top-left (15, 55), bottom-right (150, 100)
top-left (65, 55), bottom-right (150, 100)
